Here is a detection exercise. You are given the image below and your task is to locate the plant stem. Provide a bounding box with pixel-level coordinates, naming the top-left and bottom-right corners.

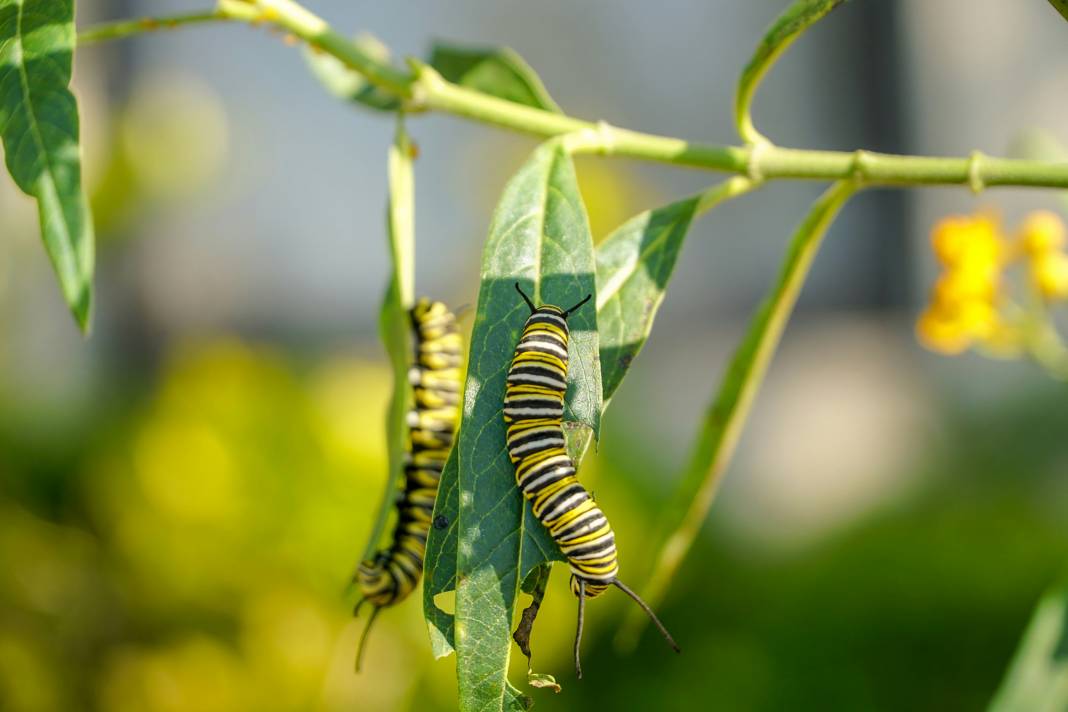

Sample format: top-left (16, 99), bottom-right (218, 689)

top-left (76, 11), bottom-right (237, 45)
top-left (615, 179), bottom-right (859, 650)
top-left (79, 4), bottom-right (1068, 190)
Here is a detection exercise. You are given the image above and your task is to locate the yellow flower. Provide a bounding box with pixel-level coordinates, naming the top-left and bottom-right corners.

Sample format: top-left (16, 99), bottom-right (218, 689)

top-left (1018, 210), bottom-right (1066, 256)
top-left (931, 213), bottom-right (1003, 269)
top-left (915, 299), bottom-right (999, 355)
top-left (916, 306), bottom-right (970, 355)
top-left (919, 212), bottom-right (1010, 356)
top-left (1032, 251), bottom-right (1068, 300)
top-left (932, 263), bottom-right (998, 305)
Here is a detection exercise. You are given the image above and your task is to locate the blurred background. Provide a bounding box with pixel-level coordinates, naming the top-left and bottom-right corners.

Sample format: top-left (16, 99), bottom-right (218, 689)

top-left (3, 1), bottom-right (1068, 710)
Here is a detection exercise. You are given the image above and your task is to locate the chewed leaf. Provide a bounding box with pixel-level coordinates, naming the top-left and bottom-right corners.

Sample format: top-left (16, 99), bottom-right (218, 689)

top-left (513, 563), bottom-right (551, 661)
top-left (735, 0), bottom-right (847, 142)
top-left (429, 42), bottom-right (561, 112)
top-left (0, 0), bottom-right (94, 329)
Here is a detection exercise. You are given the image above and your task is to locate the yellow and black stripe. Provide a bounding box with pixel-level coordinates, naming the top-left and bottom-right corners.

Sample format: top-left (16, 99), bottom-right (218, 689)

top-left (505, 283), bottom-right (679, 677)
top-left (354, 298), bottom-right (462, 670)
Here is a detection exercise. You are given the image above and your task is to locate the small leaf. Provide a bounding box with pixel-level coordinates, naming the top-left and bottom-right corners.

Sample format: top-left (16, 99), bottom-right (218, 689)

top-left (360, 123), bottom-right (415, 565)
top-left (1, 0), bottom-right (94, 329)
top-left (422, 139), bottom-right (598, 711)
top-left (596, 197), bottom-right (698, 402)
top-left (304, 33), bottom-right (401, 111)
top-left (1048, 0), bottom-right (1068, 23)
top-left (596, 178), bottom-right (755, 404)
top-left (989, 583), bottom-right (1068, 712)
top-left (617, 180), bottom-right (857, 648)
top-left (429, 42), bottom-right (561, 112)
top-left (735, 0), bottom-right (847, 143)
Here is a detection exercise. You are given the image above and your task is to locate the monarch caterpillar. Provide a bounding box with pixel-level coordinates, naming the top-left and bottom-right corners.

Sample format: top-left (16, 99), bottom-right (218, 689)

top-left (354, 298), bottom-right (462, 671)
top-left (505, 282), bottom-right (679, 677)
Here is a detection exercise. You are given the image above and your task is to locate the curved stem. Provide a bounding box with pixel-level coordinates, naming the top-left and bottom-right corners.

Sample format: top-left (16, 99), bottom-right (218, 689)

top-left (615, 179), bottom-right (859, 650)
top-left (78, 3), bottom-right (1068, 190)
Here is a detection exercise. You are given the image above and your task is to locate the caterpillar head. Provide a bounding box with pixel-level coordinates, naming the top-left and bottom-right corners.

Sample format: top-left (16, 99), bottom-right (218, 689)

top-left (514, 282), bottom-right (592, 331)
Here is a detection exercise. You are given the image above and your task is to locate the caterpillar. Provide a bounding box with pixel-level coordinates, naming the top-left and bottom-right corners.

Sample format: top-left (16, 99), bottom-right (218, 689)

top-left (353, 298), bottom-right (462, 671)
top-left (505, 282), bottom-right (679, 678)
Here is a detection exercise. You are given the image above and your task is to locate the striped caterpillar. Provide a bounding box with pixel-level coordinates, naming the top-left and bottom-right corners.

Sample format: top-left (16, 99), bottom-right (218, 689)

top-left (504, 283), bottom-right (678, 677)
top-left (354, 298), bottom-right (462, 670)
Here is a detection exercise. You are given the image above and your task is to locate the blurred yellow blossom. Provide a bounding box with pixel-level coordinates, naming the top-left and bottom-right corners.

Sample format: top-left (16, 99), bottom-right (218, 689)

top-left (917, 213), bottom-right (1007, 355)
top-left (931, 213), bottom-right (1003, 268)
top-left (918, 209), bottom-right (1068, 374)
top-left (1018, 210), bottom-right (1066, 256)
top-left (1016, 210), bottom-right (1068, 300)
top-left (1032, 252), bottom-right (1068, 300)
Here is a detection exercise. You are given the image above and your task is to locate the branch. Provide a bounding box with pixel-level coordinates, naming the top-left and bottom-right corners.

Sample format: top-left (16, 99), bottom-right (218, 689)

top-left (78, 2), bottom-right (1068, 189)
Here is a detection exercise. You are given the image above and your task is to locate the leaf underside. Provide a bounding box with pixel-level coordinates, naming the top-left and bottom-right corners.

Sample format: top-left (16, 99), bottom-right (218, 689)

top-left (429, 42), bottom-right (562, 112)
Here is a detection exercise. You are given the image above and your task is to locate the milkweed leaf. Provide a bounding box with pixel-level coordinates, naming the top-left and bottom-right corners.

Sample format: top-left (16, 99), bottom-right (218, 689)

top-left (422, 139), bottom-right (597, 711)
top-left (0, 0), bottom-right (94, 329)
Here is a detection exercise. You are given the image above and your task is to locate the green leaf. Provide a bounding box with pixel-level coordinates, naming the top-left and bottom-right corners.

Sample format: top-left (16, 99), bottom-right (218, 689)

top-left (595, 177), bottom-right (755, 403)
top-left (1, 0), bottom-right (94, 329)
top-left (429, 42), bottom-right (561, 112)
top-left (989, 583), bottom-right (1068, 712)
top-left (616, 180), bottom-right (857, 649)
top-left (360, 123), bottom-right (415, 564)
top-left (1049, 0), bottom-right (1068, 23)
top-left (422, 140), bottom-right (598, 711)
top-left (303, 32), bottom-right (401, 111)
top-left (735, 0), bottom-right (847, 144)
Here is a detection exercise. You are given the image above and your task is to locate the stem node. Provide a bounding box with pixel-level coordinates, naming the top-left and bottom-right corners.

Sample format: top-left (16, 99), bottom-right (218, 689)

top-left (969, 150), bottom-right (987, 194)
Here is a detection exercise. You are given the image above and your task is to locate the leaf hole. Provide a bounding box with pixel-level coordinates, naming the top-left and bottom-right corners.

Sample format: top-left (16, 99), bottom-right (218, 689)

top-left (433, 590), bottom-right (456, 615)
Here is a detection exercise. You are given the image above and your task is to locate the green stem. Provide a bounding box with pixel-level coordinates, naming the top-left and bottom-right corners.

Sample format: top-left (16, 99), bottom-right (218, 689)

top-left (79, 3), bottom-right (1068, 190)
top-left (615, 179), bottom-right (858, 650)
top-left (76, 11), bottom-right (237, 45)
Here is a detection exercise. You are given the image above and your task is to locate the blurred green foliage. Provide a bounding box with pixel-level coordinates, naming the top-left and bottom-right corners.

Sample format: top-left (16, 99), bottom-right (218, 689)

top-left (1, 339), bottom-right (1066, 711)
